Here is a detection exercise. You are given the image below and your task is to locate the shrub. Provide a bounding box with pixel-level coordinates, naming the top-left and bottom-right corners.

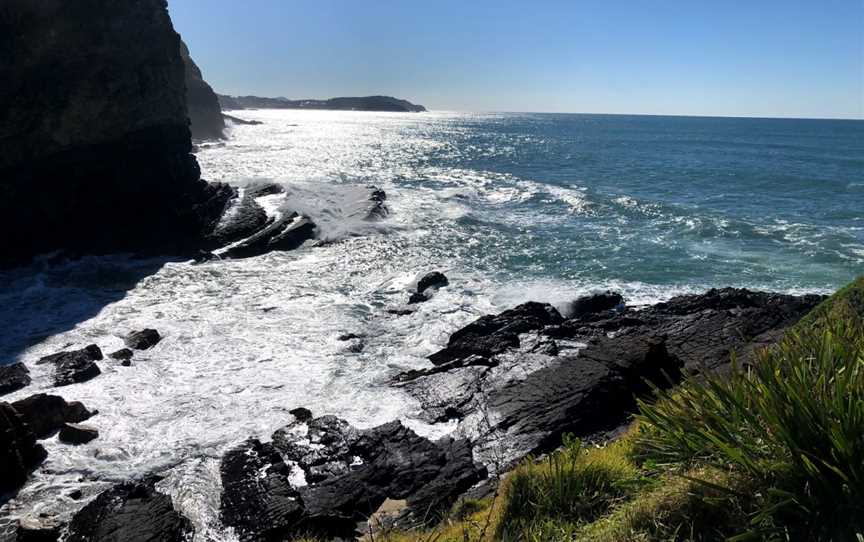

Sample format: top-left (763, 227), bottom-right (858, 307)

top-left (635, 299), bottom-right (864, 541)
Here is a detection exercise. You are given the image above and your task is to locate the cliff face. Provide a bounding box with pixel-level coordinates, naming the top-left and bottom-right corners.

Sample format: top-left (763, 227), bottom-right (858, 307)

top-left (180, 40), bottom-right (225, 140)
top-left (0, 0), bottom-right (232, 266)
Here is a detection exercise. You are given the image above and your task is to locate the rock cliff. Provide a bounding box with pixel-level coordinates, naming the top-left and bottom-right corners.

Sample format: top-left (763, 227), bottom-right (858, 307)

top-left (0, 0), bottom-right (232, 266)
top-left (180, 39), bottom-right (225, 139)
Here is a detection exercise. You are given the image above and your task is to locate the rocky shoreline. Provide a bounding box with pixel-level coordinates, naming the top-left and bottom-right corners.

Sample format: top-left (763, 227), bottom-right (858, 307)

top-left (1, 284), bottom-right (824, 540)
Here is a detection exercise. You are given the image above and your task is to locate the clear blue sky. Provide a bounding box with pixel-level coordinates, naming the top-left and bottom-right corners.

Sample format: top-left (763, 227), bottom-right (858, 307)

top-left (169, 0), bottom-right (864, 119)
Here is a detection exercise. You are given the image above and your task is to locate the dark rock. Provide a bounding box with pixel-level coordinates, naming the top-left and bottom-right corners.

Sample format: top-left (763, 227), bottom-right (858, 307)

top-left (180, 39), bottom-right (225, 140)
top-left (220, 439), bottom-right (303, 542)
top-left (0, 362), bottom-right (31, 396)
top-left (428, 301), bottom-right (563, 366)
top-left (289, 407), bottom-right (313, 422)
top-left (11, 393), bottom-right (96, 439)
top-left (221, 415), bottom-right (487, 540)
top-left (37, 346), bottom-right (103, 387)
top-left (58, 423), bottom-right (99, 445)
top-left (218, 94), bottom-right (427, 112)
top-left (109, 348), bottom-right (134, 361)
top-left (121, 359), bottom-right (133, 367)
top-left (337, 333), bottom-right (364, 341)
top-left (397, 288), bottom-right (824, 463)
top-left (223, 113), bottom-right (264, 126)
top-left (125, 329), bottom-right (161, 350)
top-left (566, 291), bottom-right (624, 319)
top-left (68, 489), bottom-right (83, 500)
top-left (388, 309), bottom-right (415, 316)
top-left (408, 292), bottom-right (428, 305)
top-left (417, 271), bottom-right (449, 294)
top-left (37, 345), bottom-right (103, 365)
top-left (223, 213), bottom-right (316, 259)
top-left (66, 476), bottom-right (194, 542)
top-left (0, 0), bottom-right (234, 267)
top-left (16, 517), bottom-right (62, 542)
top-left (244, 181), bottom-right (285, 198)
top-left (205, 190), bottom-right (269, 248)
top-left (0, 402), bottom-right (47, 493)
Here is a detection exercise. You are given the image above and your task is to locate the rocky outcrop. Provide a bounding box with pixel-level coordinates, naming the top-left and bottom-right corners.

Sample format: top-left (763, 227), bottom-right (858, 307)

top-left (58, 423), bottom-right (99, 445)
top-left (396, 289), bottom-right (824, 462)
top-left (11, 393), bottom-right (96, 439)
top-left (0, 402), bottom-right (47, 493)
top-left (218, 94), bottom-right (427, 112)
top-left (37, 345), bottom-right (103, 387)
top-left (220, 413), bottom-right (486, 540)
top-left (0, 0), bottom-right (233, 266)
top-left (0, 362), bottom-right (31, 396)
top-left (180, 39), bottom-right (225, 140)
top-left (125, 329), bottom-right (162, 350)
top-left (66, 477), bottom-right (194, 542)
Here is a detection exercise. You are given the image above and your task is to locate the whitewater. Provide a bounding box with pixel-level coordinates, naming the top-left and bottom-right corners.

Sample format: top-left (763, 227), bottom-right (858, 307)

top-left (1, 110), bottom-right (862, 539)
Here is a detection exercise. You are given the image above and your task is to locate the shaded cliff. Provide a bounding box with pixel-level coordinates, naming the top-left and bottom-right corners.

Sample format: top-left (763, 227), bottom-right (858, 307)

top-left (180, 40), bottom-right (225, 140)
top-left (218, 94), bottom-right (427, 112)
top-left (0, 0), bottom-right (232, 266)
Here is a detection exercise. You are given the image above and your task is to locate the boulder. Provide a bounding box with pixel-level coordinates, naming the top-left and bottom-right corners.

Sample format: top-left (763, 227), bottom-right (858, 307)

top-left (11, 393), bottom-right (96, 439)
top-left (109, 348), bottom-right (134, 361)
top-left (244, 181), bottom-right (285, 198)
top-left (396, 288), bottom-right (824, 463)
top-left (66, 477), bottom-right (194, 542)
top-left (0, 402), bottom-right (47, 493)
top-left (417, 271), bottom-right (449, 294)
top-left (206, 191), bottom-right (269, 248)
top-left (220, 414), bottom-right (486, 540)
top-left (179, 39), bottom-right (225, 140)
top-left (566, 291), bottom-right (624, 319)
top-left (37, 345), bottom-right (103, 387)
top-left (58, 423), bottom-right (99, 445)
top-left (125, 329), bottom-right (161, 350)
top-left (407, 292), bottom-right (428, 305)
top-left (0, 362), bottom-right (31, 396)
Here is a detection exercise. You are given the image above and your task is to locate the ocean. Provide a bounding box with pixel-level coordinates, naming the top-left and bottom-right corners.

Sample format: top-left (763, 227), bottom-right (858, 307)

top-left (1, 110), bottom-right (861, 538)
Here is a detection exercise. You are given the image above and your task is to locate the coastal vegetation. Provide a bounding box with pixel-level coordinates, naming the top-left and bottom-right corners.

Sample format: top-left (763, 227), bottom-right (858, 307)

top-left (366, 276), bottom-right (864, 542)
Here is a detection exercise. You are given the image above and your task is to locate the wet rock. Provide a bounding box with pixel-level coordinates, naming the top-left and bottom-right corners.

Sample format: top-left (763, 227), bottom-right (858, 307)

top-left (417, 271), bottom-right (449, 294)
top-left (206, 191), bottom-right (269, 248)
top-left (220, 439), bottom-right (303, 542)
top-left (11, 394), bottom-right (96, 439)
top-left (68, 489), bottom-right (83, 500)
top-left (37, 344), bottom-right (103, 365)
top-left (223, 212), bottom-right (316, 259)
top-left (428, 301), bottom-right (563, 366)
top-left (337, 333), bottom-right (364, 341)
top-left (397, 288), bottom-right (824, 463)
top-left (0, 362), bottom-right (31, 396)
top-left (37, 345), bottom-right (103, 387)
top-left (16, 517), bottom-right (62, 542)
top-left (0, 402), bottom-right (47, 493)
top-left (221, 414), bottom-right (487, 540)
top-left (245, 181), bottom-right (285, 198)
top-left (109, 348), bottom-right (134, 361)
top-left (66, 476), bottom-right (194, 542)
top-left (388, 308), bottom-right (415, 316)
top-left (407, 292), bottom-right (428, 305)
top-left (125, 329), bottom-right (161, 350)
top-left (59, 423), bottom-right (99, 445)
top-left (223, 113), bottom-right (264, 126)
top-left (289, 407), bottom-right (313, 422)
top-left (566, 291), bottom-right (624, 319)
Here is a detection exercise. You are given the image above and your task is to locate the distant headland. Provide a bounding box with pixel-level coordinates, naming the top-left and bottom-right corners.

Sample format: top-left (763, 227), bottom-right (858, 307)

top-left (218, 94), bottom-right (427, 113)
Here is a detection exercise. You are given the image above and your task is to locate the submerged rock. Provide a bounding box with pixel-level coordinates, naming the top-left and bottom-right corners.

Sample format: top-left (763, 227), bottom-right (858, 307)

top-left (11, 393), bottom-right (96, 439)
top-left (109, 348), bottom-right (134, 361)
top-left (396, 288), bottom-right (824, 462)
top-left (0, 362), bottom-right (31, 396)
top-left (0, 402), bottom-right (47, 493)
top-left (417, 271), bottom-right (449, 294)
top-left (58, 423), bottom-right (99, 445)
top-left (220, 414), bottom-right (486, 539)
top-left (66, 477), bottom-right (194, 542)
top-left (125, 329), bottom-right (161, 350)
top-left (407, 292), bottom-right (428, 304)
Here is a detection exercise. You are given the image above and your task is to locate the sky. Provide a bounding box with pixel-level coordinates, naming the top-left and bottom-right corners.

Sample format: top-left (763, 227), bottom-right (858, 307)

top-left (169, 0), bottom-right (864, 119)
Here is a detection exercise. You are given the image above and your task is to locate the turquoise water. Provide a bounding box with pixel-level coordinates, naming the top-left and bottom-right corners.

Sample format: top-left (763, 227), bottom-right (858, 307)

top-left (396, 113), bottom-right (863, 290)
